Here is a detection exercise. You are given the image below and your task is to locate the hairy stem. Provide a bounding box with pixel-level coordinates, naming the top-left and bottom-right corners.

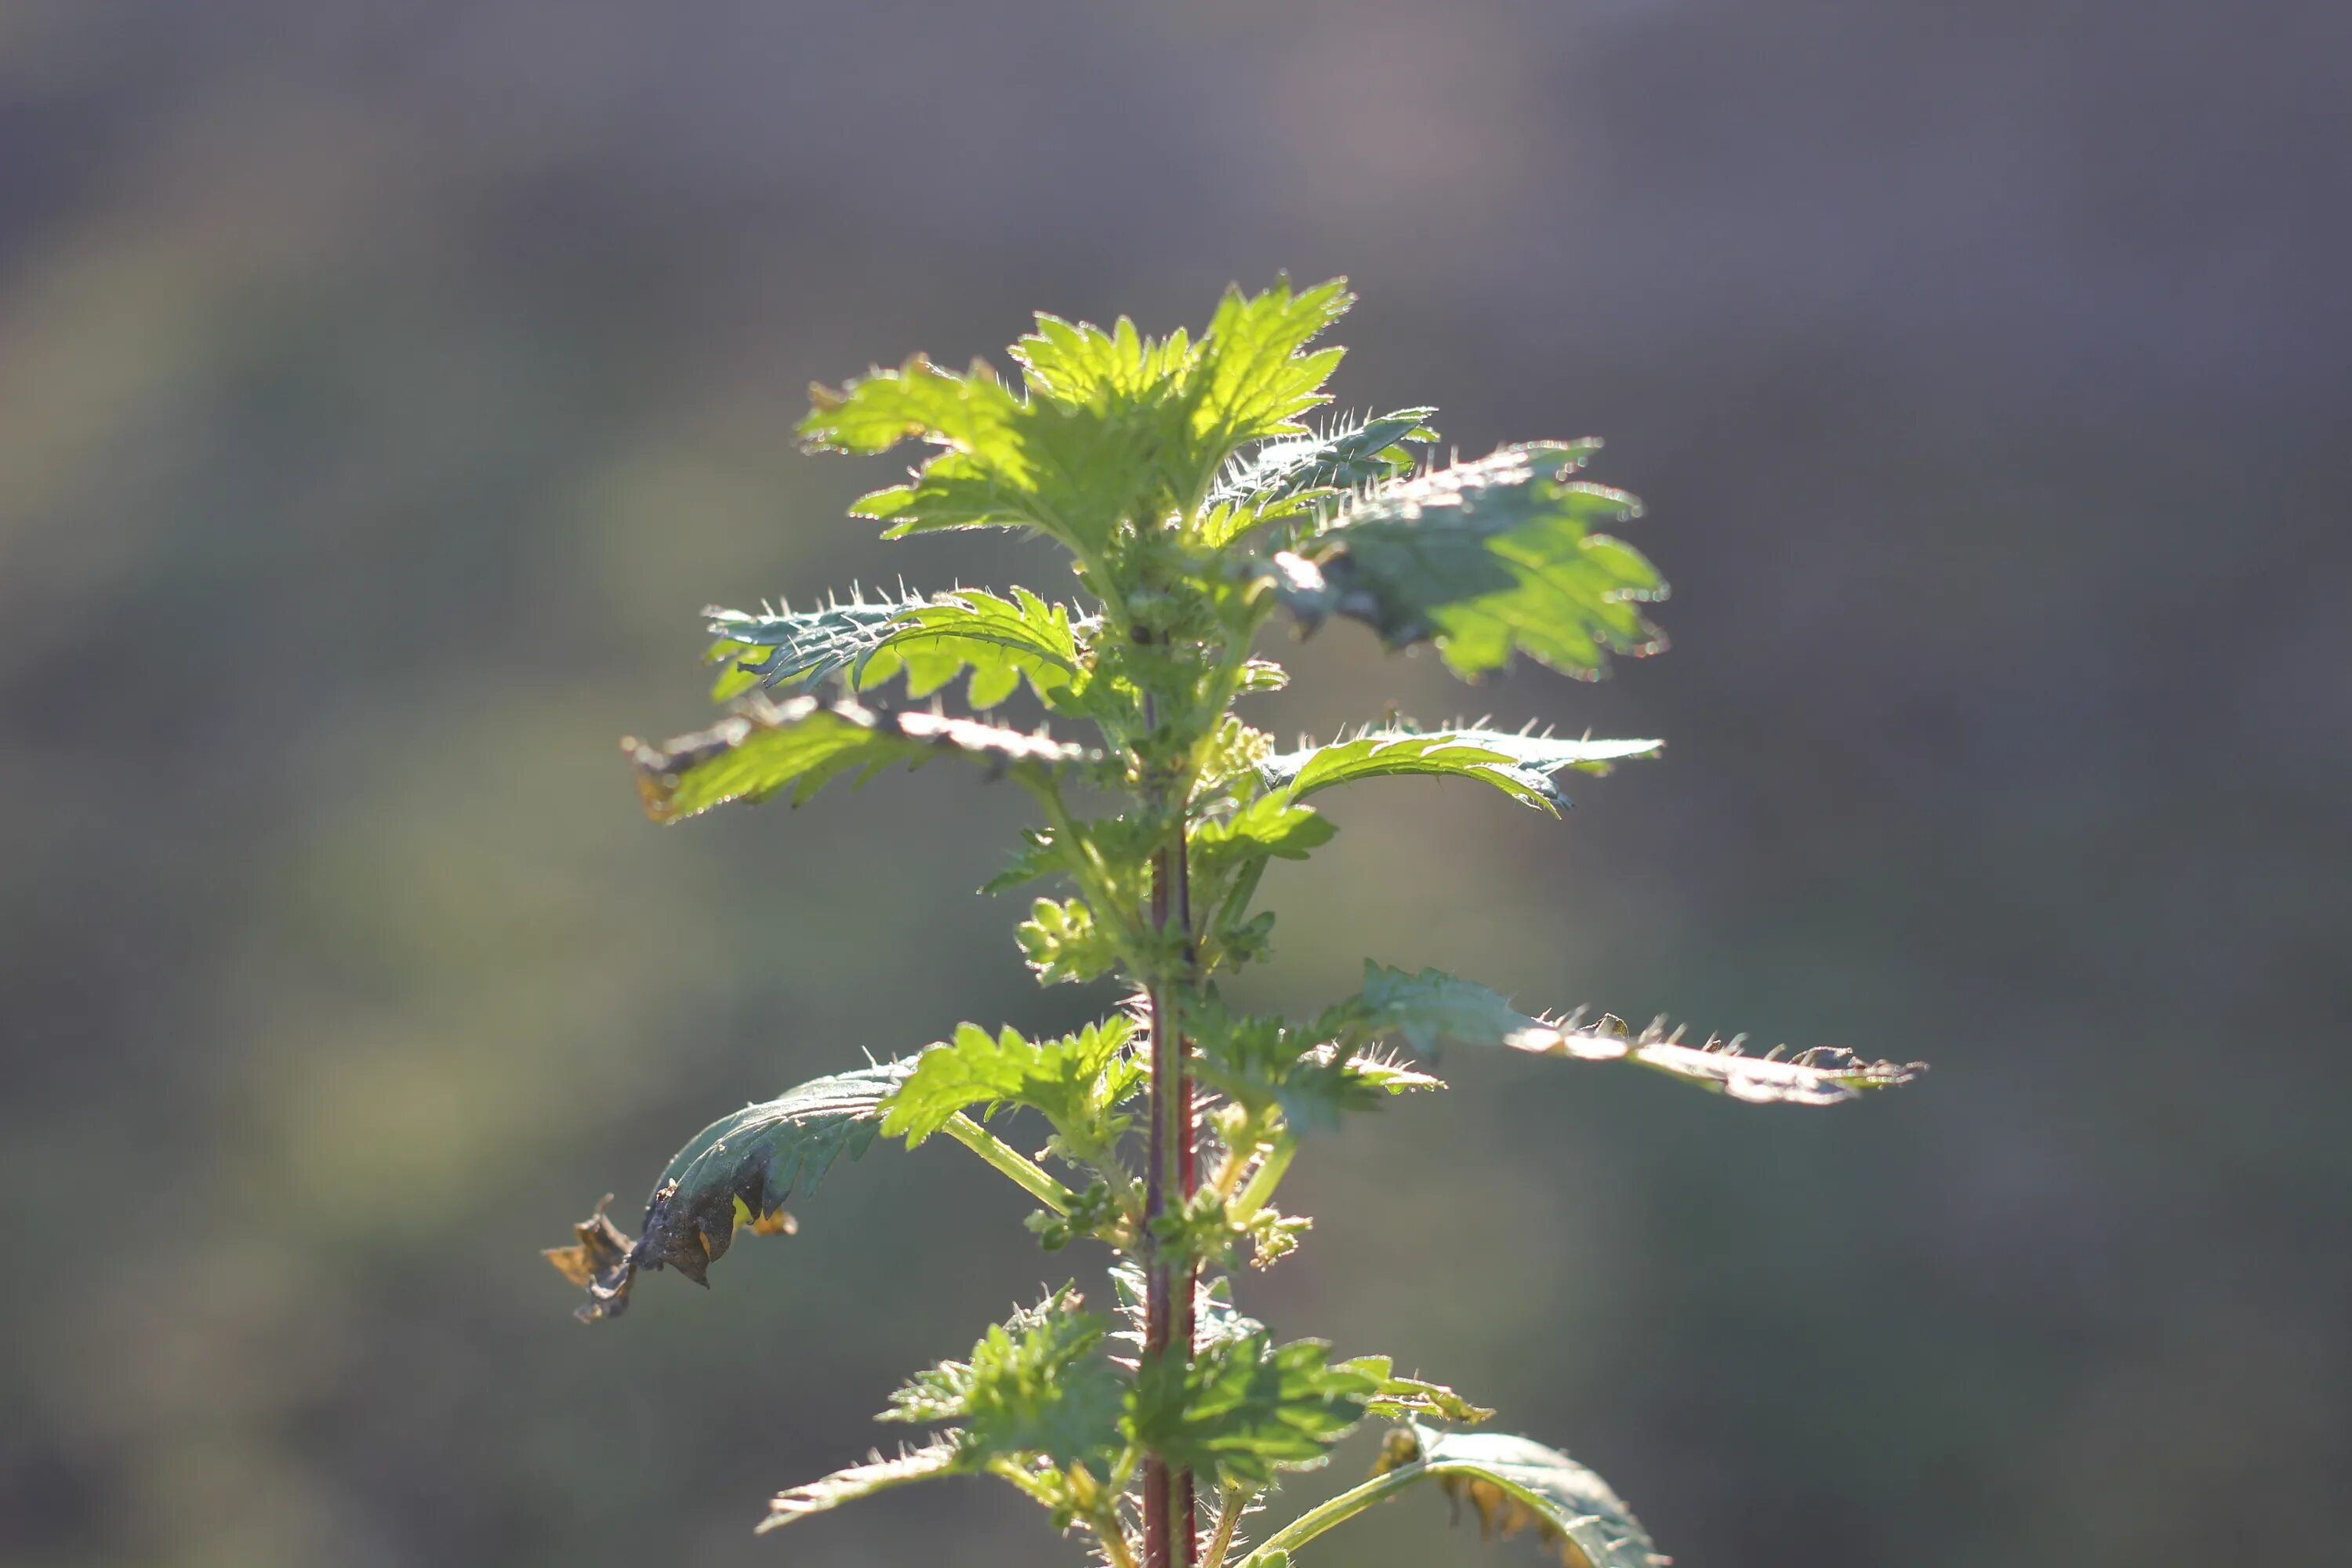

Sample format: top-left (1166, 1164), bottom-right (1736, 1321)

top-left (942, 1114), bottom-right (1078, 1214)
top-left (1199, 1482), bottom-right (1254, 1568)
top-left (1141, 686), bottom-right (1200, 1568)
top-left (1236, 1462), bottom-right (1426, 1566)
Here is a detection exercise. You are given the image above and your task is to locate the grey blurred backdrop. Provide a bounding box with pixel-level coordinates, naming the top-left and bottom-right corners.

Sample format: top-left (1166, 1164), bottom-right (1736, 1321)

top-left (3, 3), bottom-right (2347, 1566)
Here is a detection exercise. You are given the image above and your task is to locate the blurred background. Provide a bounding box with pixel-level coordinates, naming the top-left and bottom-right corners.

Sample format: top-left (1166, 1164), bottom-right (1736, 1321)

top-left (4, 3), bottom-right (2347, 1566)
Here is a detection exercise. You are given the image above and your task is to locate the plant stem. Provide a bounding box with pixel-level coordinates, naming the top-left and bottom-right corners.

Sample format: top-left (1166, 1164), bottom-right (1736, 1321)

top-left (1235, 1462), bottom-right (1427, 1566)
top-left (942, 1114), bottom-right (1077, 1213)
top-left (1140, 684), bottom-right (1199, 1568)
top-left (1198, 1483), bottom-right (1254, 1568)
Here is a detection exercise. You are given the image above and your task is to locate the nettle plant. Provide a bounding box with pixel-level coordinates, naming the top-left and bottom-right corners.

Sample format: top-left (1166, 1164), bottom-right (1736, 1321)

top-left (547, 280), bottom-right (1921, 1568)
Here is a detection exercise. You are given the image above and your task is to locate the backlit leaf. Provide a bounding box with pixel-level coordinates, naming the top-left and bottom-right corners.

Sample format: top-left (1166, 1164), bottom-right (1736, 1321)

top-left (1338, 1357), bottom-right (1494, 1425)
top-left (800, 281), bottom-right (1355, 554)
top-left (1209, 406), bottom-right (1438, 520)
top-left (1267, 444), bottom-right (1666, 680)
top-left (884, 1287), bottom-right (1126, 1473)
top-left (880, 1017), bottom-right (1142, 1147)
top-left (622, 694), bottom-right (1091, 822)
top-left (1190, 796), bottom-right (1338, 879)
top-left (1261, 726), bottom-right (1662, 815)
top-left (1373, 1425), bottom-right (1666, 1568)
top-left (1127, 1333), bottom-right (1378, 1487)
top-left (1348, 963), bottom-right (1924, 1104)
top-left (757, 1439), bottom-right (965, 1534)
top-left (705, 586), bottom-right (1084, 710)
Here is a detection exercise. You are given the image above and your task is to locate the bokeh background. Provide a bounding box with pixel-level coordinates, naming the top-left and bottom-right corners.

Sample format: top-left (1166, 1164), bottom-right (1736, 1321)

top-left (5, 3), bottom-right (2348, 1566)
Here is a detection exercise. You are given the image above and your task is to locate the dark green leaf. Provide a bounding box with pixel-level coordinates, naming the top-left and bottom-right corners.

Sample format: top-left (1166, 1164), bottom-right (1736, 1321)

top-left (1261, 725), bottom-right (1662, 815)
top-left (1377, 1425), bottom-right (1666, 1568)
top-left (547, 1058), bottom-right (916, 1319)
top-left (1208, 407), bottom-right (1438, 517)
top-left (702, 592), bottom-right (913, 694)
top-left (1348, 964), bottom-right (1562, 1058)
top-left (1127, 1333), bottom-right (1377, 1487)
top-left (1268, 444), bottom-right (1666, 680)
top-left (622, 694), bottom-right (1091, 822)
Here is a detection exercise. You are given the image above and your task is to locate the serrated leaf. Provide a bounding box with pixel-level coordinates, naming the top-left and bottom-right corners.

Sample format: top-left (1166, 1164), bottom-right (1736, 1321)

top-left (1261, 726), bottom-right (1662, 815)
top-left (1127, 1333), bottom-right (1377, 1487)
top-left (1267, 444), bottom-right (1666, 680)
top-left (880, 1017), bottom-right (1142, 1146)
top-left (1336, 1357), bottom-right (1494, 1425)
top-left (1207, 406), bottom-right (1438, 517)
top-left (800, 282), bottom-right (1353, 554)
top-left (1014, 897), bottom-right (1124, 986)
top-left (1189, 1002), bottom-right (1443, 1136)
top-left (757, 1439), bottom-right (965, 1534)
top-left (1187, 278), bottom-right (1355, 456)
top-left (706, 586), bottom-right (1086, 711)
top-left (1379, 1425), bottom-right (1666, 1568)
top-left (546, 1058), bottom-right (916, 1320)
top-left (1349, 963), bottom-right (1924, 1104)
top-left (622, 693), bottom-right (1091, 822)
top-left (1350, 964), bottom-right (1565, 1058)
top-left (884, 1287), bottom-right (1126, 1473)
top-left (703, 592), bottom-right (913, 693)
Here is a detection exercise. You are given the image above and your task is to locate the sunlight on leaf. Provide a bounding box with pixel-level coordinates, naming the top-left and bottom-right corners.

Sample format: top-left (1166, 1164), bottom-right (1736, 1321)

top-left (1262, 725), bottom-right (1661, 815)
top-left (1266, 443), bottom-right (1665, 680)
top-left (1350, 963), bottom-right (1924, 1105)
top-left (1374, 1425), bottom-right (1666, 1568)
top-left (622, 693), bottom-right (1091, 822)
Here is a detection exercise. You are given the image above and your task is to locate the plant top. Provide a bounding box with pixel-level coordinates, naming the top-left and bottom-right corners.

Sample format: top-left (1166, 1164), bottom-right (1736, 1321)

top-left (548, 279), bottom-right (1922, 1568)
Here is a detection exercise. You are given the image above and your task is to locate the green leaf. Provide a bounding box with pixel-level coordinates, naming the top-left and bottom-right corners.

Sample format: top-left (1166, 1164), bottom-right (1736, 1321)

top-left (757, 1439), bottom-right (965, 1534)
top-left (546, 1058), bottom-right (916, 1319)
top-left (1127, 1332), bottom-right (1378, 1487)
top-left (806, 349), bottom-right (1173, 554)
top-left (706, 586), bottom-right (1086, 710)
top-left (1189, 1000), bottom-right (1443, 1135)
top-left (702, 591), bottom-right (913, 694)
top-left (622, 694), bottom-right (1091, 822)
top-left (883, 1287), bottom-right (1126, 1473)
top-left (1186, 278), bottom-right (1355, 458)
top-left (1336, 1357), bottom-right (1494, 1425)
top-left (1208, 406), bottom-right (1438, 515)
top-left (1377, 1425), bottom-right (1666, 1568)
top-left (1261, 725), bottom-right (1663, 815)
top-left (800, 282), bottom-right (1353, 555)
top-left (1191, 796), bottom-right (1338, 879)
top-left (1014, 897), bottom-right (1124, 986)
top-left (1348, 964), bottom-right (1563, 1058)
top-left (1348, 963), bottom-right (1925, 1104)
top-left (1267, 443), bottom-right (1667, 680)
top-left (880, 1017), bottom-right (1142, 1147)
